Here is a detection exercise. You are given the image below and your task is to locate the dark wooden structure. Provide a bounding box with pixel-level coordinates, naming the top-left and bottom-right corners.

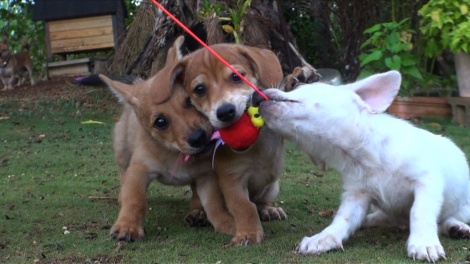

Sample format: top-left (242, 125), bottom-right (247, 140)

top-left (32, 0), bottom-right (127, 76)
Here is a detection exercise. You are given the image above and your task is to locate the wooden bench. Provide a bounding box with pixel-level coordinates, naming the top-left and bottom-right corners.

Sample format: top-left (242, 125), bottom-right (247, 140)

top-left (46, 57), bottom-right (107, 77)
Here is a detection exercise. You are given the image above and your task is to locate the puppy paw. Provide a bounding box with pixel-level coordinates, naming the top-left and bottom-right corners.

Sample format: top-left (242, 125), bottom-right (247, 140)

top-left (407, 238), bottom-right (445, 262)
top-left (184, 209), bottom-right (209, 227)
top-left (259, 206), bottom-right (287, 221)
top-left (231, 231), bottom-right (263, 245)
top-left (296, 233), bottom-right (343, 255)
top-left (110, 218), bottom-right (145, 242)
top-left (284, 66), bottom-right (321, 91)
top-left (449, 223), bottom-right (470, 239)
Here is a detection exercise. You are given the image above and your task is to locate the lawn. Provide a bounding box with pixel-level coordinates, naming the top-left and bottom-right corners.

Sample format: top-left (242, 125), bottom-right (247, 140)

top-left (1, 85), bottom-right (470, 263)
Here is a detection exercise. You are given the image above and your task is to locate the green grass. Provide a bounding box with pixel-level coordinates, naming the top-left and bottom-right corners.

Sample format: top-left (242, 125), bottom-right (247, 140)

top-left (1, 94), bottom-right (470, 263)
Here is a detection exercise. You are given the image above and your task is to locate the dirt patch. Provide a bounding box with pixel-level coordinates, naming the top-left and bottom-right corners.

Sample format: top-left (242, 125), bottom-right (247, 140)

top-left (0, 76), bottom-right (99, 103)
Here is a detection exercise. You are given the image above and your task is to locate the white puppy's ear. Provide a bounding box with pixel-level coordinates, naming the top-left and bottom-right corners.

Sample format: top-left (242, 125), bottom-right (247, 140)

top-left (349, 71), bottom-right (401, 113)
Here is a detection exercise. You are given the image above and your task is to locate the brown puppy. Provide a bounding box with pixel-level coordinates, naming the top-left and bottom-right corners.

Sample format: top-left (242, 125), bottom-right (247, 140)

top-left (0, 38), bottom-right (35, 90)
top-left (0, 37), bottom-right (8, 57)
top-left (171, 44), bottom-right (290, 245)
top-left (99, 36), bottom-right (235, 241)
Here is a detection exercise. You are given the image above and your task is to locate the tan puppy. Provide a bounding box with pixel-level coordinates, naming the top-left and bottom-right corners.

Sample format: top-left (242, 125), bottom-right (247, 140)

top-left (0, 38), bottom-right (35, 90)
top-left (99, 37), bottom-right (235, 241)
top-left (171, 44), bottom-right (294, 244)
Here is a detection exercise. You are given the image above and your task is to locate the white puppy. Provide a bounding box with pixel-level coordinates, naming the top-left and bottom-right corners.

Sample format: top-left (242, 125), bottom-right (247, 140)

top-left (257, 71), bottom-right (470, 262)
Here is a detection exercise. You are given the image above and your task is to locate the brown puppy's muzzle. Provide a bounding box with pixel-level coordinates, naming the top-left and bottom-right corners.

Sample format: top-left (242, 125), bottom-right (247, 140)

top-left (187, 128), bottom-right (210, 149)
top-left (186, 127), bottom-right (216, 157)
top-left (216, 103), bottom-right (237, 123)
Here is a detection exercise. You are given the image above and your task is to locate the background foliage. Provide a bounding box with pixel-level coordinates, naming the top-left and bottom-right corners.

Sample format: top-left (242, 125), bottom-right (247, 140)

top-left (0, 0), bottom-right (141, 79)
top-left (358, 18), bottom-right (423, 95)
top-left (0, 0), bottom-right (460, 94)
top-left (0, 0), bottom-right (45, 78)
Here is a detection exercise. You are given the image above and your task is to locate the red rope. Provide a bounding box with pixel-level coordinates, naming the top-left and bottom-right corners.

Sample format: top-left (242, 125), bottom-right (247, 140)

top-left (150, 0), bottom-right (269, 101)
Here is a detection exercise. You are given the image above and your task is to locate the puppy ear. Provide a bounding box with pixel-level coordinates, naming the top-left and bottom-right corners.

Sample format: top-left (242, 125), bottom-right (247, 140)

top-left (165, 36), bottom-right (185, 66)
top-left (170, 60), bottom-right (186, 91)
top-left (238, 46), bottom-right (283, 87)
top-left (140, 36), bottom-right (187, 104)
top-left (99, 74), bottom-right (139, 107)
top-left (349, 70), bottom-right (401, 113)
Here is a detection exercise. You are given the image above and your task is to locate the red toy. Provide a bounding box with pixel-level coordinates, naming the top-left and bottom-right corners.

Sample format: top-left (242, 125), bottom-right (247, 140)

top-left (218, 106), bottom-right (264, 150)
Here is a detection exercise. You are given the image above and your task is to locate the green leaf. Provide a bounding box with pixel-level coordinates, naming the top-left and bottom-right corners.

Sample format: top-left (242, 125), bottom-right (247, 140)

top-left (361, 32), bottom-right (383, 48)
top-left (401, 78), bottom-right (410, 90)
top-left (397, 17), bottom-right (411, 27)
top-left (385, 32), bottom-right (400, 50)
top-left (402, 66), bottom-right (423, 80)
top-left (450, 37), bottom-right (461, 52)
top-left (81, 120), bottom-right (106, 125)
top-left (401, 54), bottom-right (420, 66)
top-left (357, 69), bottom-right (374, 80)
top-left (385, 55), bottom-right (401, 70)
top-left (222, 24), bottom-right (234, 33)
top-left (364, 24), bottom-right (382, 34)
top-left (462, 43), bottom-right (470, 53)
top-left (359, 50), bottom-right (383, 67)
top-left (423, 38), bottom-right (441, 57)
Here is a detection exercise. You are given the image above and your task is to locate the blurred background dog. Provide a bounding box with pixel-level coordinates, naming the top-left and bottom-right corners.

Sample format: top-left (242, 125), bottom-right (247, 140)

top-left (0, 38), bottom-right (35, 91)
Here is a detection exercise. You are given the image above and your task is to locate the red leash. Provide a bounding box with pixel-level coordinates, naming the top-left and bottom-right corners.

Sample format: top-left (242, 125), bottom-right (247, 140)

top-left (150, 0), bottom-right (269, 101)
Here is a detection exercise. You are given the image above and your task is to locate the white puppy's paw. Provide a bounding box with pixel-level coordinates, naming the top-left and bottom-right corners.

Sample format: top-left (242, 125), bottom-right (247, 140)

top-left (296, 233), bottom-right (343, 255)
top-left (407, 237), bottom-right (445, 262)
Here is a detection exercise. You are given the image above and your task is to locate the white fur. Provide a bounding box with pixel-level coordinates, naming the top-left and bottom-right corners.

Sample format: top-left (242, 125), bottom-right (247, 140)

top-left (259, 71), bottom-right (470, 262)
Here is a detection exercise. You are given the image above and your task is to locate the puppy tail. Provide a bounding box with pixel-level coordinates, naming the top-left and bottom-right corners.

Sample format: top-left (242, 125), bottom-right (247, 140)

top-left (75, 74), bottom-right (142, 87)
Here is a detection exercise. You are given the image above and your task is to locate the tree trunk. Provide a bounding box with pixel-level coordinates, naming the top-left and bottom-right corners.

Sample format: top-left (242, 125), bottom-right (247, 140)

top-left (108, 0), bottom-right (306, 78)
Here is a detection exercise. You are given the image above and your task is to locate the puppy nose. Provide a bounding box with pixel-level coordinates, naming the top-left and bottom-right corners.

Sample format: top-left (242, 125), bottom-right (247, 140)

top-left (251, 91), bottom-right (268, 106)
top-left (216, 103), bottom-right (236, 122)
top-left (188, 128), bottom-right (208, 148)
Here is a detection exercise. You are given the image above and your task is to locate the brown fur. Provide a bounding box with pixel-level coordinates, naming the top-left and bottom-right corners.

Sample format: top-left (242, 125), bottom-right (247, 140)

top-left (171, 44), bottom-right (289, 244)
top-left (99, 37), bottom-right (235, 241)
top-left (0, 38), bottom-right (35, 90)
top-left (0, 36), bottom-right (8, 58)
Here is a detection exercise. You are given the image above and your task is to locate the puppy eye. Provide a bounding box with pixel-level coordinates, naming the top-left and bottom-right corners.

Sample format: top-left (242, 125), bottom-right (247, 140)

top-left (231, 72), bottom-right (244, 83)
top-left (193, 84), bottom-right (206, 96)
top-left (153, 116), bottom-right (168, 130)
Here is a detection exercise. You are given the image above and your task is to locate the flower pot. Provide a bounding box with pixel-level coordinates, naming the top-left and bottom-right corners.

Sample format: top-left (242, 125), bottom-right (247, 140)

top-left (454, 52), bottom-right (470, 97)
top-left (447, 97), bottom-right (470, 127)
top-left (387, 96), bottom-right (451, 119)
